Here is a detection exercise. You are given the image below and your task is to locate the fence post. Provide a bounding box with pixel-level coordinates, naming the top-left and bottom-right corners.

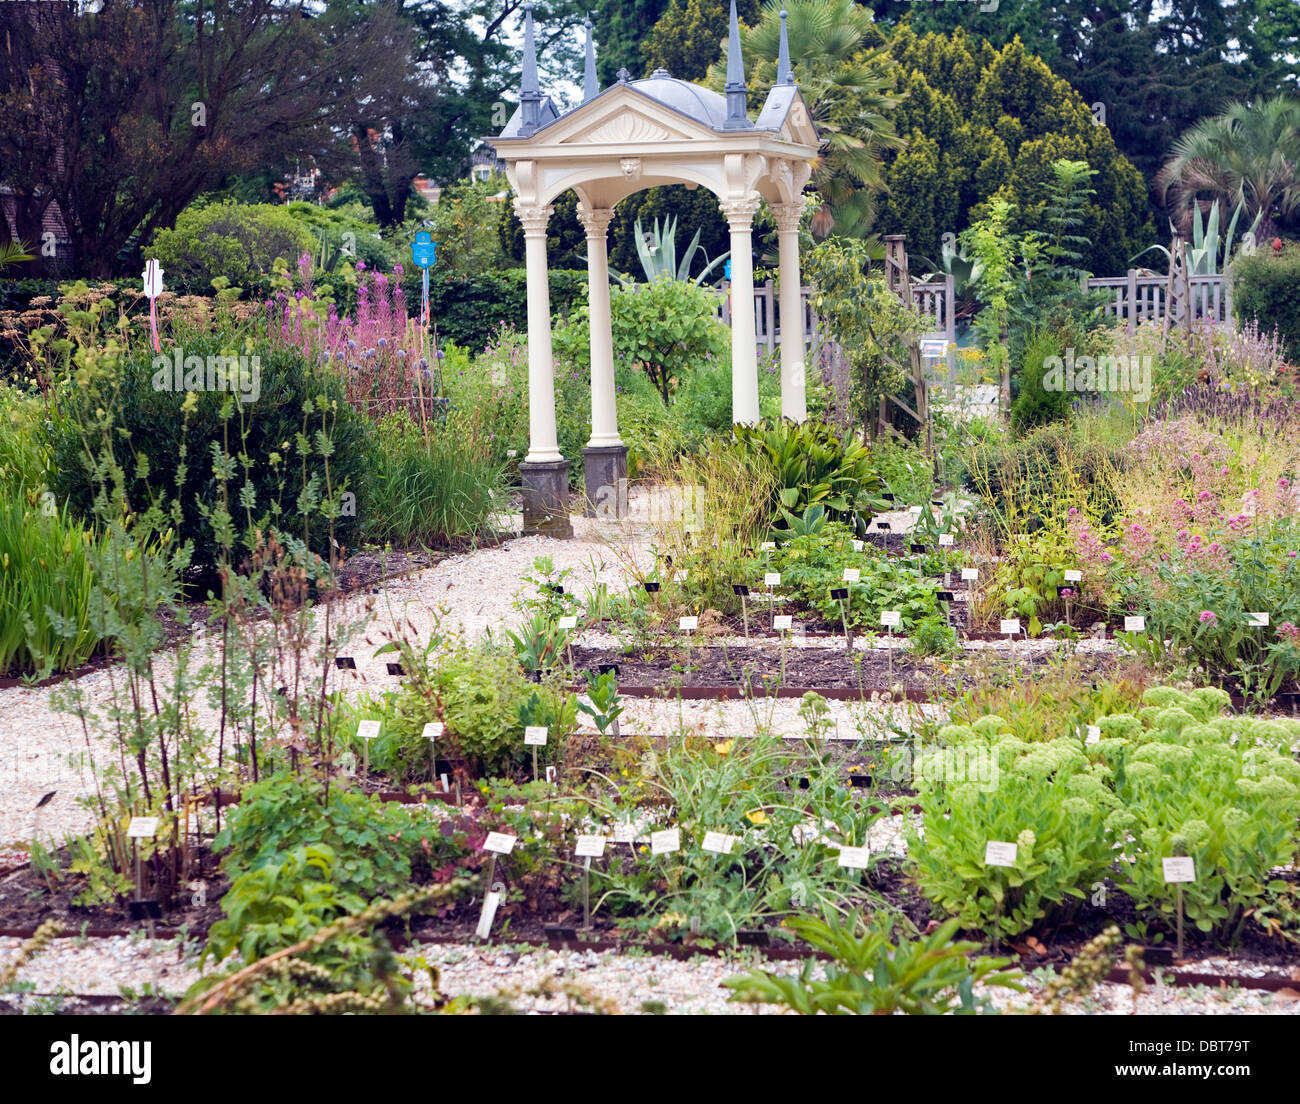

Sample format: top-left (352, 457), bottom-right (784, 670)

top-left (1126, 269), bottom-right (1137, 333)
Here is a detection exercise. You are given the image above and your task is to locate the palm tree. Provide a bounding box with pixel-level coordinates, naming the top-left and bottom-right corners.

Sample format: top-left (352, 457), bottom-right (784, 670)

top-left (705, 0), bottom-right (904, 239)
top-left (1157, 95), bottom-right (1300, 243)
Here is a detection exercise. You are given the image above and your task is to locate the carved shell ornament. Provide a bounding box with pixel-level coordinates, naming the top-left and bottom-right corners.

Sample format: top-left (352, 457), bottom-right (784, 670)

top-left (588, 112), bottom-right (674, 144)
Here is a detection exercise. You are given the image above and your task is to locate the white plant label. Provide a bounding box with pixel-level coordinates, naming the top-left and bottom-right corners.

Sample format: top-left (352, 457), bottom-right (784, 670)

top-left (851, 540), bottom-right (864, 552)
top-left (760, 541), bottom-right (776, 551)
top-left (356, 720), bottom-right (381, 741)
top-left (773, 615), bottom-right (793, 631)
top-left (1162, 856), bottom-right (1195, 883)
top-left (141, 259), bottom-right (164, 299)
top-left (961, 568), bottom-right (978, 582)
top-left (127, 817), bottom-right (159, 839)
top-left (837, 845), bottom-right (871, 869)
top-left (440, 772), bottom-right (450, 792)
top-left (938, 534), bottom-right (955, 547)
top-left (764, 572), bottom-right (781, 587)
top-left (421, 722), bottom-right (444, 741)
top-left (545, 766), bottom-right (556, 784)
top-left (524, 725), bottom-right (548, 746)
top-left (908, 505), bottom-right (923, 514)
top-left (984, 841), bottom-right (1018, 867)
top-left (1000, 618), bottom-right (1021, 635)
top-left (482, 832), bottom-right (516, 854)
top-left (701, 831), bottom-right (736, 855)
top-left (842, 568), bottom-right (861, 583)
top-left (679, 616), bottom-right (699, 631)
top-left (1246, 611), bottom-right (1270, 627)
top-left (1064, 570), bottom-right (1082, 582)
top-left (1124, 615), bottom-right (1146, 632)
top-left (1086, 725), bottom-right (1101, 745)
top-left (650, 828), bottom-right (680, 855)
top-left (880, 611), bottom-right (901, 627)
top-left (475, 889), bottom-right (502, 938)
top-left (575, 835), bottom-right (606, 858)
top-left (557, 615), bottom-right (578, 630)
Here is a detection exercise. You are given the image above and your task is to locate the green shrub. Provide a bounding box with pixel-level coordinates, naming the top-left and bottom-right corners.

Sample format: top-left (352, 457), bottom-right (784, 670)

top-left (149, 200), bottom-right (317, 294)
top-left (281, 200), bottom-right (393, 274)
top-left (415, 268), bottom-right (589, 352)
top-left (1009, 326), bottom-right (1075, 433)
top-left (0, 385), bottom-right (49, 495)
top-left (1232, 244), bottom-right (1300, 364)
top-left (364, 409), bottom-right (506, 548)
top-left (50, 330), bottom-right (374, 570)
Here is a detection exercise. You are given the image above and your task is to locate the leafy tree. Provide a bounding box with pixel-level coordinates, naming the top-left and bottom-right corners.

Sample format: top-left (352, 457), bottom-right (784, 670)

top-left (498, 187), bottom-right (588, 270)
top-left (1039, 159), bottom-right (1098, 284)
top-left (704, 0), bottom-right (902, 239)
top-left (1157, 95), bottom-right (1300, 243)
top-left (643, 0), bottom-right (759, 80)
top-left (874, 27), bottom-right (1153, 276)
top-left (595, 0), bottom-right (673, 86)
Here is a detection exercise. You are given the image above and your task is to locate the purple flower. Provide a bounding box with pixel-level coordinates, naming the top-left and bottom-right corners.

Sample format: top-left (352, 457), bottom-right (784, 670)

top-left (1199, 610), bottom-right (1216, 623)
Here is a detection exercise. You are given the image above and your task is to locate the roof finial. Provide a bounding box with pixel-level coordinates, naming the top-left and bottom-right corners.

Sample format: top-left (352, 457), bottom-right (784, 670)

top-left (722, 0), bottom-right (749, 128)
top-left (777, 8), bottom-right (793, 85)
top-left (583, 15), bottom-right (599, 102)
top-left (520, 1), bottom-right (541, 135)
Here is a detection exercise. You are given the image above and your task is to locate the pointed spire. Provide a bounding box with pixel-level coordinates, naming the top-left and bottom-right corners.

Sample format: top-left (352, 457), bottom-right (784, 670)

top-left (520, 1), bottom-right (541, 135)
top-left (722, 0), bottom-right (749, 129)
top-left (777, 8), bottom-right (793, 85)
top-left (583, 15), bottom-right (599, 102)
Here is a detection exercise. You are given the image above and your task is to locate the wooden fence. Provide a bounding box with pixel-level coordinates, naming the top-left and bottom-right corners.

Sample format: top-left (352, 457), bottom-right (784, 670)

top-left (1084, 271), bottom-right (1233, 332)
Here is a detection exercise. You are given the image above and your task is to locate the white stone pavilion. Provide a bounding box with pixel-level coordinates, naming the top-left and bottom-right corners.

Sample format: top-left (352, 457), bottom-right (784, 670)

top-left (486, 1), bottom-right (818, 536)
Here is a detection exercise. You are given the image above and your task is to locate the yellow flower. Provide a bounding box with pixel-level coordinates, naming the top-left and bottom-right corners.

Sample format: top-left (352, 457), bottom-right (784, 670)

top-left (746, 809), bottom-right (769, 825)
top-left (713, 739), bottom-right (734, 756)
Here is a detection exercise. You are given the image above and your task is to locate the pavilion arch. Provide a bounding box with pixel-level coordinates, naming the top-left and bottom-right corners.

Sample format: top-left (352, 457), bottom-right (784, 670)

top-left (486, 1), bottom-right (819, 537)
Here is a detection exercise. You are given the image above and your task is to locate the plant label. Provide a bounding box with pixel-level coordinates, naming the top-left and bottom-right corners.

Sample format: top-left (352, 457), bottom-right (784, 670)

top-left (483, 832), bottom-right (516, 854)
top-left (356, 720), bottom-right (381, 741)
top-left (1000, 619), bottom-right (1020, 635)
top-left (701, 831), bottom-right (736, 854)
top-left (760, 541), bottom-right (776, 551)
top-left (1246, 611), bottom-right (1270, 627)
top-left (1086, 725), bottom-right (1101, 745)
top-left (908, 505), bottom-right (923, 514)
top-left (1124, 615), bottom-right (1146, 632)
top-left (842, 568), bottom-right (861, 583)
top-left (984, 841), bottom-right (1017, 867)
top-left (545, 766), bottom-right (556, 784)
top-left (961, 568), bottom-right (978, 582)
top-left (1162, 856), bottom-right (1195, 883)
top-left (773, 615), bottom-right (793, 631)
top-left (764, 572), bottom-right (781, 587)
top-left (679, 616), bottom-right (698, 631)
top-left (837, 845), bottom-right (871, 869)
top-left (524, 725), bottom-right (548, 746)
top-left (127, 817), bottom-right (159, 838)
top-left (732, 583), bottom-right (750, 596)
top-left (421, 722), bottom-right (444, 741)
top-left (440, 773), bottom-right (450, 792)
top-left (938, 534), bottom-right (955, 547)
top-left (475, 889), bottom-right (502, 939)
top-left (650, 828), bottom-right (680, 855)
top-left (575, 835), bottom-right (606, 858)
top-left (557, 616), bottom-right (578, 630)
top-left (830, 588), bottom-right (849, 601)
top-left (851, 540), bottom-right (864, 552)
top-left (880, 611), bottom-right (901, 627)
top-left (1064, 570), bottom-right (1082, 582)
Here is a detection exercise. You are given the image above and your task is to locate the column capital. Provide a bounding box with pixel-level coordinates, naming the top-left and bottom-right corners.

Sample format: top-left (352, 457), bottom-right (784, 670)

top-left (513, 199), bottom-right (555, 235)
top-left (720, 193), bottom-right (763, 229)
top-left (575, 201), bottom-right (615, 237)
top-left (771, 202), bottom-right (804, 234)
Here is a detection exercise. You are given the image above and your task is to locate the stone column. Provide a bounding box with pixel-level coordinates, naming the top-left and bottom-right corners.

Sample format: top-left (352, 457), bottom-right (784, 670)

top-left (577, 201), bottom-right (628, 519)
top-left (772, 201), bottom-right (807, 422)
top-left (722, 194), bottom-right (762, 425)
top-left (515, 199), bottom-right (572, 538)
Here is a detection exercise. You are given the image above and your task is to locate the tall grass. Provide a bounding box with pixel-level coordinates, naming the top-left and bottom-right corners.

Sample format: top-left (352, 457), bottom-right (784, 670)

top-left (364, 411), bottom-right (507, 548)
top-left (0, 491), bottom-right (102, 678)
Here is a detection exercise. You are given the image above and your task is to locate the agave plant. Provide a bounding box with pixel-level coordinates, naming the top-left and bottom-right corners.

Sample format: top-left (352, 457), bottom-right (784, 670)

top-left (615, 215), bottom-right (729, 285)
top-left (1131, 199), bottom-right (1264, 275)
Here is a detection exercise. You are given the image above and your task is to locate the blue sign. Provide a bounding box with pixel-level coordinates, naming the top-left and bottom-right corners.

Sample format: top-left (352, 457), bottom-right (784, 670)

top-left (724, 258), bottom-right (732, 280)
top-left (411, 231), bottom-right (437, 269)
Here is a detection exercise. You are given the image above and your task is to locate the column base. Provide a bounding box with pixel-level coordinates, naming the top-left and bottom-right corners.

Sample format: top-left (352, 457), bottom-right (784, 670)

top-left (581, 445), bottom-right (629, 519)
top-left (519, 459), bottom-right (574, 539)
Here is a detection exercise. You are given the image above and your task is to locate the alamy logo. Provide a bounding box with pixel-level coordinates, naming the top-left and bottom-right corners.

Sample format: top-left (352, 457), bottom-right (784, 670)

top-left (151, 348), bottom-right (261, 404)
top-left (1042, 349), bottom-right (1152, 403)
top-left (891, 735), bottom-right (1000, 793)
top-left (49, 1035), bottom-right (151, 1084)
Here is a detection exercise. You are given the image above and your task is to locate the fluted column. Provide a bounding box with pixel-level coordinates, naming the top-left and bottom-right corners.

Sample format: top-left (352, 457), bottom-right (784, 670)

top-left (772, 201), bottom-right (807, 422)
top-left (722, 193), bottom-right (762, 425)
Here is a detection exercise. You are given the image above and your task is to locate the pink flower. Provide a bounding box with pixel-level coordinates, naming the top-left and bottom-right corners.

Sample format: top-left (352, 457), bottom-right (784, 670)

top-left (1199, 610), bottom-right (1216, 623)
